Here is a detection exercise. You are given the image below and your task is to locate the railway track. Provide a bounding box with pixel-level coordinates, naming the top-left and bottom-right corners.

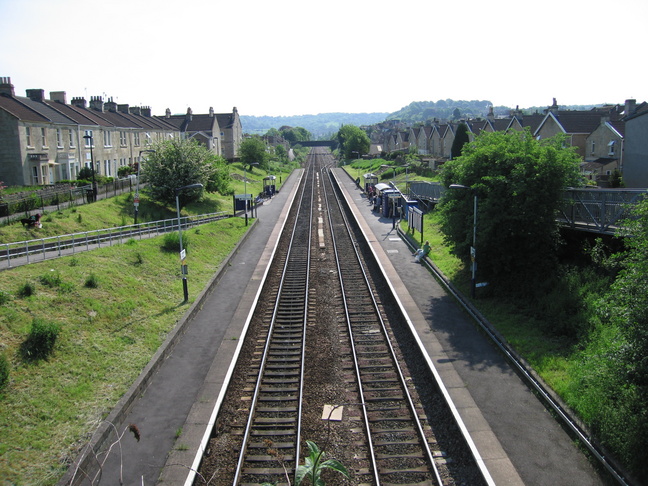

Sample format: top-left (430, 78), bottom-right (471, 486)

top-left (196, 147), bottom-right (488, 485)
top-left (322, 159), bottom-right (443, 485)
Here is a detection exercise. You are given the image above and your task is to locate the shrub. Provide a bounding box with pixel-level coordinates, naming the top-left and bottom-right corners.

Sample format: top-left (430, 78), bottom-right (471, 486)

top-left (20, 318), bottom-right (61, 362)
top-left (58, 282), bottom-right (75, 294)
top-left (39, 270), bottom-right (62, 288)
top-left (0, 353), bottom-right (9, 390)
top-left (162, 232), bottom-right (190, 253)
top-left (17, 281), bottom-right (36, 298)
top-left (84, 274), bottom-right (99, 288)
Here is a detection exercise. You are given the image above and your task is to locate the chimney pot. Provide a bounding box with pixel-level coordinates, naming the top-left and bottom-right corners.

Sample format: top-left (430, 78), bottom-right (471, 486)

top-left (71, 97), bottom-right (87, 109)
top-left (0, 77), bottom-right (15, 96)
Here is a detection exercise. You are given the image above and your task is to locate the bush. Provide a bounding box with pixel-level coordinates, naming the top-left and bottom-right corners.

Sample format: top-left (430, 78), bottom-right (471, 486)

top-left (17, 281), bottom-right (36, 298)
top-left (20, 318), bottom-right (61, 362)
top-left (0, 353), bottom-right (9, 390)
top-left (162, 232), bottom-right (190, 253)
top-left (84, 274), bottom-right (99, 288)
top-left (39, 270), bottom-right (62, 288)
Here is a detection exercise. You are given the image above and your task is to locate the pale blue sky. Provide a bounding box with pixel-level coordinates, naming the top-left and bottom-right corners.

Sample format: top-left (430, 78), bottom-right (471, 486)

top-left (1, 0), bottom-right (646, 117)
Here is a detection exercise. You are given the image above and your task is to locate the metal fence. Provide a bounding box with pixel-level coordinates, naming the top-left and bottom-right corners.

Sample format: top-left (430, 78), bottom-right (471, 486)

top-left (0, 179), bottom-right (136, 225)
top-left (558, 188), bottom-right (647, 234)
top-left (0, 211), bottom-right (229, 269)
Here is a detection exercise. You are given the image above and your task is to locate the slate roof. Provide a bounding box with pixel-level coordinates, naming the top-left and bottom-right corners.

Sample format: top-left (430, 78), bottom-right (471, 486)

top-left (163, 114), bottom-right (216, 132)
top-left (13, 95), bottom-right (76, 124)
top-left (0, 94), bottom-right (50, 122)
top-left (549, 111), bottom-right (603, 134)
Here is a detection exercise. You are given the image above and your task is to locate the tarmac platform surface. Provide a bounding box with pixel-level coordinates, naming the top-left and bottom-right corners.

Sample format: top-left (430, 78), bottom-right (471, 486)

top-left (65, 167), bottom-right (605, 486)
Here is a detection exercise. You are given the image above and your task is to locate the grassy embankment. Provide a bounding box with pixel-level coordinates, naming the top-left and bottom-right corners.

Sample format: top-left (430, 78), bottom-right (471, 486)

top-left (0, 163), bottom-right (283, 484)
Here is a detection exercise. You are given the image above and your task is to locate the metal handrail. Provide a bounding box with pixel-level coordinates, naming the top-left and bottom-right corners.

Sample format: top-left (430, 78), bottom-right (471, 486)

top-left (0, 211), bottom-right (229, 269)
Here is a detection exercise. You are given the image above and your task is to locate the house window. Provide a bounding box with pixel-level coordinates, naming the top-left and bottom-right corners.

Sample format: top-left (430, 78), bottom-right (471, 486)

top-left (56, 129), bottom-right (63, 148)
top-left (608, 140), bottom-right (616, 156)
top-left (145, 132), bottom-right (151, 145)
top-left (103, 131), bottom-right (112, 147)
top-left (591, 140), bottom-right (595, 155)
top-left (120, 131), bottom-right (127, 146)
top-left (104, 160), bottom-right (111, 177)
top-left (41, 128), bottom-right (48, 148)
top-left (84, 130), bottom-right (94, 147)
top-left (69, 129), bottom-right (75, 147)
top-left (134, 132), bottom-right (140, 146)
top-left (26, 127), bottom-right (32, 147)
top-left (32, 166), bottom-right (39, 185)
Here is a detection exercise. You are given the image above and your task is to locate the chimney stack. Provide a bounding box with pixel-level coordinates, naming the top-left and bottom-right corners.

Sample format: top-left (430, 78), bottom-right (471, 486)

top-left (129, 106), bottom-right (141, 116)
top-left (26, 89), bottom-right (45, 102)
top-left (209, 107), bottom-right (214, 117)
top-left (0, 76), bottom-right (15, 96)
top-left (165, 108), bottom-right (171, 118)
top-left (186, 107), bottom-right (193, 121)
top-left (50, 91), bottom-right (67, 104)
top-left (117, 104), bottom-right (129, 114)
top-left (105, 97), bottom-right (117, 112)
top-left (71, 97), bottom-right (87, 109)
top-left (141, 106), bottom-right (151, 117)
top-left (625, 99), bottom-right (637, 116)
top-left (89, 96), bottom-right (104, 112)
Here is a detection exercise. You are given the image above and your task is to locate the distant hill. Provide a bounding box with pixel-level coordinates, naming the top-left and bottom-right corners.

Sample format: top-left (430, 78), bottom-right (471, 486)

top-left (240, 112), bottom-right (389, 139)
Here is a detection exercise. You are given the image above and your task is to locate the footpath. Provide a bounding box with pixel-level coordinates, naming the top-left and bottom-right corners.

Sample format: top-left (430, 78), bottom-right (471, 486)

top-left (61, 167), bottom-right (605, 486)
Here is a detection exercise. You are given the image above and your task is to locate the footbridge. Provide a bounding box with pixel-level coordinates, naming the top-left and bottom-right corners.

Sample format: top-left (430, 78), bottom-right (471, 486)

top-left (402, 181), bottom-right (647, 236)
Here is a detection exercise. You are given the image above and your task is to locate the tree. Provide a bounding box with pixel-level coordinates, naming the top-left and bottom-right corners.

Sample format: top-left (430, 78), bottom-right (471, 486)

top-left (438, 129), bottom-right (582, 296)
top-left (239, 137), bottom-right (268, 170)
top-left (336, 125), bottom-right (370, 159)
top-left (281, 126), bottom-right (311, 143)
top-left (142, 138), bottom-right (229, 207)
top-left (450, 123), bottom-right (470, 159)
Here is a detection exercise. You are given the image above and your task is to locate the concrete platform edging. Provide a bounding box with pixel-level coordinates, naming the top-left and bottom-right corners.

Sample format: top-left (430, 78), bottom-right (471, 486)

top-left (59, 217), bottom-right (260, 486)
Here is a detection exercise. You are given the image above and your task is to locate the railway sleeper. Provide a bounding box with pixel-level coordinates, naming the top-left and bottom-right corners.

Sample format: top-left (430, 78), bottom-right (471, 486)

top-left (245, 454), bottom-right (295, 462)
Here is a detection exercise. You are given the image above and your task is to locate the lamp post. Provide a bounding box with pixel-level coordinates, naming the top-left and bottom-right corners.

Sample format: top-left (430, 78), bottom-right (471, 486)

top-left (243, 162), bottom-right (259, 226)
top-left (136, 150), bottom-right (156, 224)
top-left (175, 183), bottom-right (204, 302)
top-left (82, 134), bottom-right (98, 201)
top-left (449, 184), bottom-right (478, 298)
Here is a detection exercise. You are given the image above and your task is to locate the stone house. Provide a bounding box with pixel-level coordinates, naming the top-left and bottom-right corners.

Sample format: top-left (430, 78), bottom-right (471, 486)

top-left (582, 119), bottom-right (625, 184)
top-left (0, 78), bottom-right (179, 186)
top-left (160, 107), bottom-right (242, 161)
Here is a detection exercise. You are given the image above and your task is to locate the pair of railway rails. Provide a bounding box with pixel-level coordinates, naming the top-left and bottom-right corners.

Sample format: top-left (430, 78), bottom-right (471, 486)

top-left (193, 147), bottom-right (488, 485)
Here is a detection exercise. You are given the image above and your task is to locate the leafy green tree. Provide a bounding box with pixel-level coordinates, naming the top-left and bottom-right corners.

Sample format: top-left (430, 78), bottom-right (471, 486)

top-left (239, 137), bottom-right (269, 170)
top-left (281, 126), bottom-right (311, 143)
top-left (336, 125), bottom-right (370, 159)
top-left (142, 138), bottom-right (227, 207)
top-left (438, 129), bottom-right (581, 296)
top-left (450, 123), bottom-right (470, 159)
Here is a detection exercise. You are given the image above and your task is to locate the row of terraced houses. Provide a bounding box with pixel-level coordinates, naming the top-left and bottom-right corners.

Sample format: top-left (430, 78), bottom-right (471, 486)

top-left (0, 77), bottom-right (242, 187)
top-left (372, 99), bottom-right (648, 188)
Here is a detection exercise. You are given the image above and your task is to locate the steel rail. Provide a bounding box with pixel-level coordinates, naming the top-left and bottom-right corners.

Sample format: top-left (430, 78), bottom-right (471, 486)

top-left (323, 163), bottom-right (443, 485)
top-left (232, 161), bottom-right (315, 485)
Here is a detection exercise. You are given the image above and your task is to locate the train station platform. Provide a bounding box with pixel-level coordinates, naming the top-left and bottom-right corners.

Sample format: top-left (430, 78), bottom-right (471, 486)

top-left (64, 166), bottom-right (605, 485)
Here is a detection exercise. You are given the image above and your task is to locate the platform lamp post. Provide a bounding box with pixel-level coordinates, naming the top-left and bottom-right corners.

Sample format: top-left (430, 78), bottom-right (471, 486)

top-left (135, 150), bottom-right (156, 224)
top-left (82, 134), bottom-right (98, 201)
top-left (175, 183), bottom-right (203, 302)
top-left (243, 162), bottom-right (258, 226)
top-left (449, 184), bottom-right (478, 299)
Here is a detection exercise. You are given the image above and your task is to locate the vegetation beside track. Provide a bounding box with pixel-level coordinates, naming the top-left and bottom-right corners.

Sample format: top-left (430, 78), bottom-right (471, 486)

top-left (0, 160), bottom-right (299, 484)
top-left (344, 160), bottom-right (643, 482)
